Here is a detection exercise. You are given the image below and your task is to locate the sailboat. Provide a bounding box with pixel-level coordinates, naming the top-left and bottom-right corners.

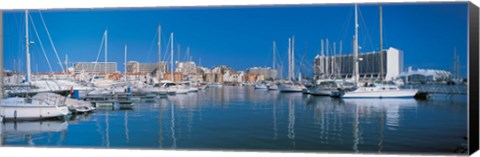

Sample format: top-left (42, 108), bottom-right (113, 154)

top-left (0, 10), bottom-right (70, 121)
top-left (278, 36), bottom-right (305, 92)
top-left (337, 4), bottom-right (418, 98)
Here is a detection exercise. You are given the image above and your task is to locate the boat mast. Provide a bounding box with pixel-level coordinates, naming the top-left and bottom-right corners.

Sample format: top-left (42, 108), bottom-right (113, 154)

top-left (288, 38), bottom-right (291, 81)
top-left (320, 39), bottom-right (324, 79)
top-left (326, 39), bottom-right (329, 78)
top-left (65, 54), bottom-right (68, 73)
top-left (379, 5), bottom-right (384, 81)
top-left (25, 10), bottom-right (31, 83)
top-left (273, 41), bottom-right (276, 70)
top-left (292, 35), bottom-right (295, 81)
top-left (158, 25), bottom-right (161, 82)
top-left (105, 29), bottom-right (108, 74)
top-left (353, 4), bottom-right (360, 85)
top-left (123, 45), bottom-right (127, 82)
top-left (333, 42), bottom-right (337, 79)
top-left (187, 47), bottom-right (190, 62)
top-left (170, 32), bottom-right (174, 81)
top-left (1, 10), bottom-right (4, 98)
top-left (339, 40), bottom-right (343, 79)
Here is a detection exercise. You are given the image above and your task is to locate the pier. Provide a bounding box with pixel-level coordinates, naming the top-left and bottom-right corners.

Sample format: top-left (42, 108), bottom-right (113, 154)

top-left (401, 84), bottom-right (467, 99)
top-left (80, 93), bottom-right (156, 109)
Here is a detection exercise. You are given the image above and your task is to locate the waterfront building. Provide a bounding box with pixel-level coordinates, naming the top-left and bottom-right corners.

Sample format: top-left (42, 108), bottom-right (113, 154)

top-left (126, 72), bottom-right (148, 83)
top-left (188, 74), bottom-right (204, 82)
top-left (196, 66), bottom-right (210, 75)
top-left (245, 73), bottom-right (264, 83)
top-left (211, 65), bottom-right (234, 74)
top-left (73, 62), bottom-right (117, 74)
top-left (127, 61), bottom-right (167, 74)
top-left (223, 71), bottom-right (245, 84)
top-left (246, 67), bottom-right (277, 80)
top-left (163, 72), bottom-right (184, 82)
top-left (205, 73), bottom-right (223, 83)
top-left (313, 47), bottom-right (403, 81)
top-left (398, 67), bottom-right (452, 84)
top-left (176, 61), bottom-right (197, 75)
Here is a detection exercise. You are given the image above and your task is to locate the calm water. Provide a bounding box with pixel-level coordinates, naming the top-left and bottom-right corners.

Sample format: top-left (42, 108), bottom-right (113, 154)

top-left (0, 86), bottom-right (468, 154)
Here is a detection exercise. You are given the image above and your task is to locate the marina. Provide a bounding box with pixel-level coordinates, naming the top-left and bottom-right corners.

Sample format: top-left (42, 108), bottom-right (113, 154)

top-left (0, 2), bottom-right (471, 155)
top-left (0, 86), bottom-right (468, 153)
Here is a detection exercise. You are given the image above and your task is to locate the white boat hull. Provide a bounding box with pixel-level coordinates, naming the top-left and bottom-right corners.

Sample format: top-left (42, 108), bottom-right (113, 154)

top-left (267, 85), bottom-right (279, 90)
top-left (173, 88), bottom-right (189, 94)
top-left (341, 89), bottom-right (418, 98)
top-left (278, 84), bottom-right (304, 92)
top-left (1, 105), bottom-right (69, 120)
top-left (309, 89), bottom-right (333, 96)
top-left (188, 87), bottom-right (199, 92)
top-left (254, 84), bottom-right (268, 89)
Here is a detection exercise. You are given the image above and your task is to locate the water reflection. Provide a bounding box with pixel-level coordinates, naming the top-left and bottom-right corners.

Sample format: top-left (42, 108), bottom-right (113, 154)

top-left (2, 120), bottom-right (68, 146)
top-left (342, 98), bottom-right (418, 152)
top-left (287, 98), bottom-right (295, 148)
top-left (272, 98), bottom-right (277, 140)
top-left (2, 121), bottom-right (68, 134)
top-left (343, 99), bottom-right (418, 130)
top-left (106, 111), bottom-right (110, 147)
top-left (124, 111), bottom-right (129, 144)
top-left (0, 87), bottom-right (466, 153)
top-left (171, 101), bottom-right (176, 148)
top-left (0, 120), bottom-right (2, 146)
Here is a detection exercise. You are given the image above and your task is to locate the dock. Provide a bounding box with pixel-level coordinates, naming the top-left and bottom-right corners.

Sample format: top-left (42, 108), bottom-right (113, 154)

top-left (402, 84), bottom-right (467, 99)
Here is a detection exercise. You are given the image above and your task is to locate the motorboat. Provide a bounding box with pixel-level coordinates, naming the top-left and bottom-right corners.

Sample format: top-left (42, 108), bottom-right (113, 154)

top-left (254, 83), bottom-right (268, 89)
top-left (64, 96), bottom-right (95, 114)
top-left (157, 80), bottom-right (189, 94)
top-left (0, 93), bottom-right (70, 121)
top-left (336, 83), bottom-right (418, 98)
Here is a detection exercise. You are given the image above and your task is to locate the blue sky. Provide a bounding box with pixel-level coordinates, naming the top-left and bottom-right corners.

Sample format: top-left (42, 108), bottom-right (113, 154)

top-left (3, 2), bottom-right (468, 77)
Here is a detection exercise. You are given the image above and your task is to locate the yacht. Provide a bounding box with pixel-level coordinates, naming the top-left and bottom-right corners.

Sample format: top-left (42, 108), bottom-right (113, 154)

top-left (338, 4), bottom-right (418, 99)
top-left (168, 82), bottom-right (190, 94)
top-left (0, 11), bottom-right (69, 121)
top-left (254, 83), bottom-right (268, 89)
top-left (336, 83), bottom-right (418, 98)
top-left (1, 93), bottom-right (70, 121)
top-left (64, 96), bottom-right (95, 114)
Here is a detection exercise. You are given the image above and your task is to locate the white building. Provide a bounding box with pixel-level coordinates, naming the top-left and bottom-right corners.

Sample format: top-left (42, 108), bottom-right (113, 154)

top-left (313, 47), bottom-right (403, 81)
top-left (246, 67), bottom-right (277, 80)
top-left (223, 70), bottom-right (245, 83)
top-left (398, 67), bottom-right (452, 84)
top-left (176, 61), bottom-right (197, 75)
top-left (74, 62), bottom-right (117, 74)
top-left (127, 61), bottom-right (167, 74)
